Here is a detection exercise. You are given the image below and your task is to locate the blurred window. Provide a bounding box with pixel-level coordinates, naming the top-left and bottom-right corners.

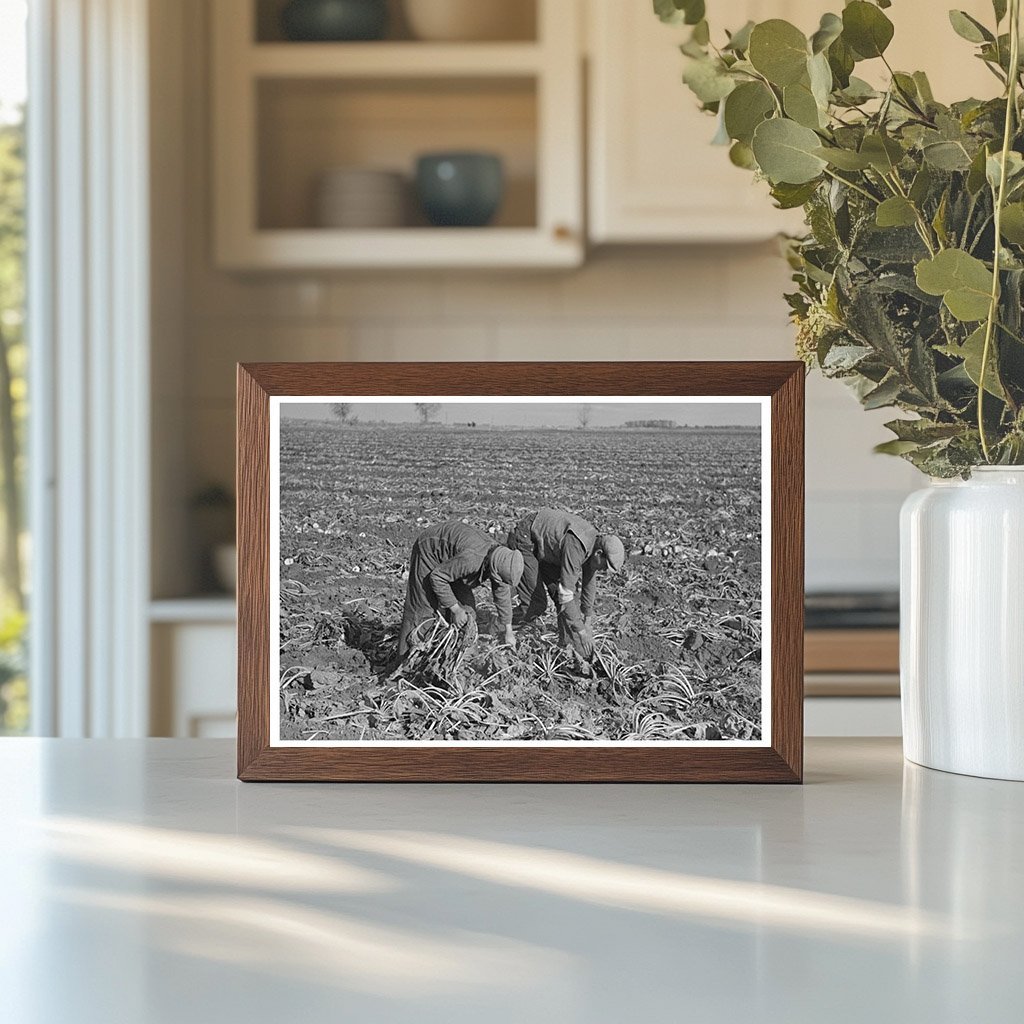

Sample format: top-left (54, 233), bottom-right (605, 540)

top-left (0, 0), bottom-right (28, 734)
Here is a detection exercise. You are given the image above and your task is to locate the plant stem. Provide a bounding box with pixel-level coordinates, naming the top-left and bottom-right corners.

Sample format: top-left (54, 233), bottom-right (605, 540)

top-left (884, 171), bottom-right (939, 254)
top-left (822, 167), bottom-right (880, 204)
top-left (750, 69), bottom-right (784, 117)
top-left (979, 0), bottom-right (1021, 462)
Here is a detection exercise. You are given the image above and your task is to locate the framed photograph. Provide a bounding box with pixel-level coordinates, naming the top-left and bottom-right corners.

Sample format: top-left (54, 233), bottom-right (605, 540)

top-left (237, 362), bottom-right (804, 782)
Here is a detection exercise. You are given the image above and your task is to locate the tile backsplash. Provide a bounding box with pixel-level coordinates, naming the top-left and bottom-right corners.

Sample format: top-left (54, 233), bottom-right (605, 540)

top-left (153, 0), bottom-right (917, 598)
top-left (180, 247), bottom-right (917, 593)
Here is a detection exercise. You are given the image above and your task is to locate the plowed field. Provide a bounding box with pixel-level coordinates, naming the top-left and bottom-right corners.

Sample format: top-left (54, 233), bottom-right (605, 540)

top-left (277, 422), bottom-right (764, 742)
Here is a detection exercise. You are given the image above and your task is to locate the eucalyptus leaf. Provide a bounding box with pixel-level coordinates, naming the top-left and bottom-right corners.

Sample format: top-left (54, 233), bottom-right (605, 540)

top-left (915, 250), bottom-right (994, 322)
top-left (986, 150), bottom-right (1024, 191)
top-left (724, 81), bottom-right (775, 144)
top-left (939, 326), bottom-right (1006, 398)
top-left (861, 133), bottom-right (904, 173)
top-left (711, 108), bottom-right (731, 145)
top-left (1001, 203), bottom-right (1024, 245)
top-left (653, 0), bottom-right (705, 26)
top-left (810, 12), bottom-right (843, 54)
top-left (771, 180), bottom-right (820, 209)
top-left (842, 1), bottom-right (895, 59)
top-left (724, 20), bottom-right (755, 53)
top-left (683, 57), bottom-right (736, 104)
top-left (808, 52), bottom-right (833, 109)
top-left (729, 140), bottom-right (757, 170)
top-left (784, 80), bottom-right (825, 129)
top-left (885, 418), bottom-right (963, 443)
top-left (814, 146), bottom-right (872, 171)
top-left (874, 439), bottom-right (922, 455)
top-left (892, 72), bottom-right (923, 110)
top-left (923, 140), bottom-right (973, 171)
top-left (837, 76), bottom-right (879, 104)
top-left (967, 144), bottom-right (992, 193)
top-left (909, 165), bottom-right (934, 205)
top-left (948, 10), bottom-right (994, 44)
top-left (913, 71), bottom-right (935, 104)
top-left (752, 118), bottom-right (828, 184)
top-left (862, 375), bottom-right (903, 409)
top-left (932, 190), bottom-right (950, 246)
top-left (748, 20), bottom-right (809, 86)
top-left (827, 36), bottom-right (856, 89)
top-left (876, 197), bottom-right (919, 228)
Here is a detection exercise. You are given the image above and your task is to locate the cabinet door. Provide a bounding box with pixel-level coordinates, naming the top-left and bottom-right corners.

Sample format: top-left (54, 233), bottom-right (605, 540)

top-left (588, 0), bottom-right (995, 244)
top-left (587, 0), bottom-right (811, 243)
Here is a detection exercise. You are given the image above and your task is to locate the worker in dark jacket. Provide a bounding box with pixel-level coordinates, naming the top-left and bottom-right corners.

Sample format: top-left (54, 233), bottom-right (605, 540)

top-left (397, 521), bottom-right (525, 658)
top-left (507, 508), bottom-right (625, 659)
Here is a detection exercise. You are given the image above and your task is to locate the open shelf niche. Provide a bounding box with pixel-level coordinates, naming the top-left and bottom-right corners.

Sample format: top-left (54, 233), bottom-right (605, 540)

top-left (212, 0), bottom-right (581, 268)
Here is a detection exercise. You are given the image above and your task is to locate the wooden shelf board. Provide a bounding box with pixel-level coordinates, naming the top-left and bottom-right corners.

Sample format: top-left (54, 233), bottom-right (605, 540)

top-left (220, 227), bottom-right (581, 269)
top-left (150, 597), bottom-right (237, 624)
top-left (249, 42), bottom-right (544, 79)
top-left (805, 673), bottom-right (900, 698)
top-left (805, 628), bottom-right (900, 675)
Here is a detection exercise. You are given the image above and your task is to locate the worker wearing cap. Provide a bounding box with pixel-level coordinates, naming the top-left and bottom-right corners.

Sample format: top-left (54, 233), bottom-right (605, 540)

top-left (507, 508), bottom-right (626, 659)
top-left (397, 520), bottom-right (525, 658)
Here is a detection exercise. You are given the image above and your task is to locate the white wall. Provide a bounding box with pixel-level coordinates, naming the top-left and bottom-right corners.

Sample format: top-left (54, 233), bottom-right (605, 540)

top-left (156, 0), bottom-right (920, 599)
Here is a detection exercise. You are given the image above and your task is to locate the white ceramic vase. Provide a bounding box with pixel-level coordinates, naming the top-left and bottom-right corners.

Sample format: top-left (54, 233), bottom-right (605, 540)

top-left (900, 467), bottom-right (1024, 780)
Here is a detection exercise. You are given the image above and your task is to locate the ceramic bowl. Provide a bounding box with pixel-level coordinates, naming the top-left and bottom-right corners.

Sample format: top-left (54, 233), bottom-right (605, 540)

top-left (316, 168), bottom-right (407, 228)
top-left (415, 152), bottom-right (504, 228)
top-left (281, 0), bottom-right (388, 42)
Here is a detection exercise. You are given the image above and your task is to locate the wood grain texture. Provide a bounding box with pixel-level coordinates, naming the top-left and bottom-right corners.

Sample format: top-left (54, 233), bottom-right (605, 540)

top-left (770, 365), bottom-right (804, 783)
top-left (237, 365), bottom-right (270, 778)
top-left (237, 362), bottom-right (805, 783)
top-left (804, 674), bottom-right (899, 697)
top-left (805, 629), bottom-right (900, 675)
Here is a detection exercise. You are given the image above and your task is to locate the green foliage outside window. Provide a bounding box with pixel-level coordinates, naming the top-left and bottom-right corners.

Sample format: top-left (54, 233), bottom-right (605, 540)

top-left (0, 110), bottom-right (27, 733)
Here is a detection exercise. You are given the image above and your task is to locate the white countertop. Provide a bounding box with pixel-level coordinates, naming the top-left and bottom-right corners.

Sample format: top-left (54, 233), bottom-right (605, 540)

top-left (1, 738), bottom-right (1020, 1023)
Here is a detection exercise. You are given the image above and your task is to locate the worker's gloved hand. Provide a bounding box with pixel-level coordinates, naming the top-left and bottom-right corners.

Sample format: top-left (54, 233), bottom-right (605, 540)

top-left (503, 625), bottom-right (517, 651)
top-left (570, 620), bottom-right (595, 660)
top-left (450, 603), bottom-right (469, 628)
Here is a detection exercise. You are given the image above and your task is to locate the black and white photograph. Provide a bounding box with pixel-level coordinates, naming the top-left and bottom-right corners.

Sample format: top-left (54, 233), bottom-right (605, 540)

top-left (271, 397), bottom-right (769, 746)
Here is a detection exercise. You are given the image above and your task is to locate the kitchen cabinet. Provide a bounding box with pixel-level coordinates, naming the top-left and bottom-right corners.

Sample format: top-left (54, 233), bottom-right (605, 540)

top-left (211, 0), bottom-right (583, 269)
top-left (586, 0), bottom-right (998, 244)
top-left (587, 0), bottom-right (813, 243)
top-left (150, 600), bottom-right (237, 738)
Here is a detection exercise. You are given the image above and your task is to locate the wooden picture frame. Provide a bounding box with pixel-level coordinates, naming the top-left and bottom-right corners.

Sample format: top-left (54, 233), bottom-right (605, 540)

top-left (237, 362), bottom-right (804, 782)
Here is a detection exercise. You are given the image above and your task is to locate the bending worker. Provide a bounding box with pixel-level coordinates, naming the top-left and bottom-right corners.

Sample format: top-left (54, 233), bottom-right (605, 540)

top-left (397, 520), bottom-right (524, 658)
top-left (507, 508), bottom-right (625, 659)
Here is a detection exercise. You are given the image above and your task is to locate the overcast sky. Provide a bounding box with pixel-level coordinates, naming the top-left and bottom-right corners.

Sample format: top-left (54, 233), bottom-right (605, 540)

top-left (279, 400), bottom-right (762, 428)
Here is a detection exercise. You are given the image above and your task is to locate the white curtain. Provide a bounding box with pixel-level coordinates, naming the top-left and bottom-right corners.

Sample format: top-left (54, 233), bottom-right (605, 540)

top-left (28, 0), bottom-right (150, 736)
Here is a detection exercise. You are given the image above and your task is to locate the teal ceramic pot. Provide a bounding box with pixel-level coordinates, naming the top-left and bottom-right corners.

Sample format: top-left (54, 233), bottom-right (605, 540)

top-left (415, 152), bottom-right (505, 227)
top-left (281, 0), bottom-right (388, 41)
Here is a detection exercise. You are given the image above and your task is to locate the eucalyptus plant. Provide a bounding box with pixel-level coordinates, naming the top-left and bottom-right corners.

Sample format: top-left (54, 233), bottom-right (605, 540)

top-left (657, 0), bottom-right (1024, 475)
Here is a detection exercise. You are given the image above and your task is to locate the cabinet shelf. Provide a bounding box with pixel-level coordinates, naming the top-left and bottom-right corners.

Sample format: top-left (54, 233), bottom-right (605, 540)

top-left (249, 42), bottom-right (544, 78)
top-left (218, 226), bottom-right (580, 270)
top-left (212, 0), bottom-right (582, 269)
